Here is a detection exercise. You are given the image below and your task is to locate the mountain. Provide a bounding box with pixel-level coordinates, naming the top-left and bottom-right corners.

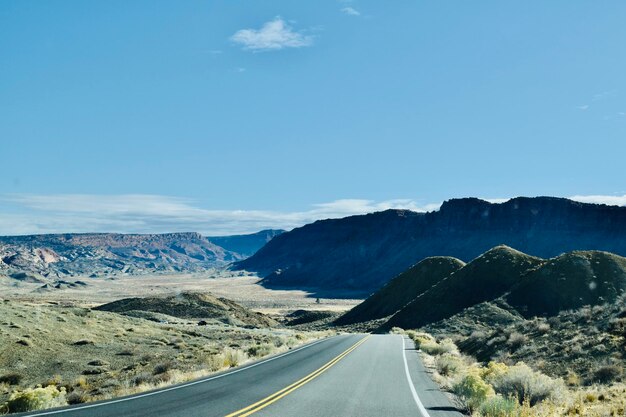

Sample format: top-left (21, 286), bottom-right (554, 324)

top-left (207, 229), bottom-right (285, 258)
top-left (0, 232), bottom-right (246, 279)
top-left (335, 256), bottom-right (465, 325)
top-left (233, 197), bottom-right (626, 292)
top-left (372, 247), bottom-right (626, 331)
top-left (94, 292), bottom-right (278, 328)
top-left (381, 246), bottom-right (543, 329)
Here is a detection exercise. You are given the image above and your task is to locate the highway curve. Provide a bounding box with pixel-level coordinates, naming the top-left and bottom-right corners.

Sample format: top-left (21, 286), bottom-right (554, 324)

top-left (18, 334), bottom-right (463, 417)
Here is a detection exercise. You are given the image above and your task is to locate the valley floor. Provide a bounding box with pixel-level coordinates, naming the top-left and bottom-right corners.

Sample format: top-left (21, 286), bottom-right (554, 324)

top-left (0, 271), bottom-right (362, 314)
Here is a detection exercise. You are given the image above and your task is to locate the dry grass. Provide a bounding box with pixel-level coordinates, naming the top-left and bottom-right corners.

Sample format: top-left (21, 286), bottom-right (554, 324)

top-left (0, 299), bottom-right (334, 413)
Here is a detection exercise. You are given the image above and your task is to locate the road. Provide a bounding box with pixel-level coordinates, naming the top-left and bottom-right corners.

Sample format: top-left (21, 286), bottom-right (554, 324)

top-left (19, 334), bottom-right (463, 417)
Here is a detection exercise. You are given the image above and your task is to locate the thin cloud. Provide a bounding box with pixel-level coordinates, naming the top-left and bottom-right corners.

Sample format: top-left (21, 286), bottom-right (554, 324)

top-left (231, 17), bottom-right (313, 52)
top-left (0, 194), bottom-right (433, 236)
top-left (569, 194), bottom-right (626, 206)
top-left (592, 90), bottom-right (617, 101)
top-left (3, 194), bottom-right (623, 237)
top-left (576, 105), bottom-right (590, 111)
top-left (341, 7), bottom-right (361, 16)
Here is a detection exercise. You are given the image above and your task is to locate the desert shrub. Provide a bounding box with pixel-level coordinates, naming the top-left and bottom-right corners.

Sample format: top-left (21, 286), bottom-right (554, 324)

top-left (506, 332), bottom-right (527, 351)
top-left (489, 362), bottom-right (566, 406)
top-left (4, 385), bottom-right (67, 412)
top-left (247, 343), bottom-right (275, 358)
top-left (421, 338), bottom-right (458, 356)
top-left (66, 389), bottom-right (89, 405)
top-left (452, 368), bottom-right (495, 412)
top-left (222, 348), bottom-right (247, 368)
top-left (74, 377), bottom-right (90, 390)
top-left (535, 322), bottom-right (551, 335)
top-left (565, 371), bottom-right (581, 387)
top-left (42, 375), bottom-right (63, 387)
top-left (405, 330), bottom-right (435, 350)
top-left (153, 362), bottom-right (174, 375)
top-left (0, 373), bottom-right (22, 385)
top-left (478, 395), bottom-right (519, 417)
top-left (593, 364), bottom-right (623, 383)
top-left (205, 355), bottom-right (223, 372)
top-left (436, 354), bottom-right (463, 377)
top-left (481, 362), bottom-right (509, 382)
top-left (132, 372), bottom-right (152, 386)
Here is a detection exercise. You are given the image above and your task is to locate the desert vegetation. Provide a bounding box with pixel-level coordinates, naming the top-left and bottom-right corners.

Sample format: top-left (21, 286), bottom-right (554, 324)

top-left (394, 328), bottom-right (626, 416)
top-left (0, 298), bottom-right (332, 414)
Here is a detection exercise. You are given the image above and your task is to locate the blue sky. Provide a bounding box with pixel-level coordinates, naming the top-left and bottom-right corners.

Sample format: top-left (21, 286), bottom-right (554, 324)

top-left (1, 1), bottom-right (625, 235)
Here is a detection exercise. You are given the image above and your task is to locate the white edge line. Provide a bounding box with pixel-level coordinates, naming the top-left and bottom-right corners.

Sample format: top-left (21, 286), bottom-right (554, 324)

top-left (401, 335), bottom-right (432, 417)
top-left (22, 336), bottom-right (334, 416)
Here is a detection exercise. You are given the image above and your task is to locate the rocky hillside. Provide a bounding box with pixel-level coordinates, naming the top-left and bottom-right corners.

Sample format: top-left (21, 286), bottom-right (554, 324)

top-left (0, 230), bottom-right (281, 280)
top-left (335, 256), bottom-right (465, 325)
top-left (506, 250), bottom-right (626, 317)
top-left (382, 246), bottom-right (544, 329)
top-left (233, 197), bottom-right (626, 292)
top-left (94, 292), bottom-right (278, 328)
top-left (361, 247), bottom-right (626, 332)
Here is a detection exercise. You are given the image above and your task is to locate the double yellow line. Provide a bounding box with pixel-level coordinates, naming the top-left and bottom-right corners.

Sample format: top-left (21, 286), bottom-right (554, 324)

top-left (225, 335), bottom-right (370, 417)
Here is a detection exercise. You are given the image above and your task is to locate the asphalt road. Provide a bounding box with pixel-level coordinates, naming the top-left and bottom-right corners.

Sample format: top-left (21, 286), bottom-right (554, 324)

top-left (19, 334), bottom-right (464, 417)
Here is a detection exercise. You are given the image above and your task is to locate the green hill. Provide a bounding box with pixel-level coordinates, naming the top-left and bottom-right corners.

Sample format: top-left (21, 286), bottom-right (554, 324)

top-left (382, 245), bottom-right (544, 329)
top-left (335, 256), bottom-right (465, 325)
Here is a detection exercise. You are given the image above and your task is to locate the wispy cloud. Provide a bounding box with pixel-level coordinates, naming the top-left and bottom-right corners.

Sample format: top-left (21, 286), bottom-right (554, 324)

top-left (0, 195), bottom-right (433, 236)
top-left (2, 194), bottom-right (624, 237)
top-left (568, 194), bottom-right (626, 206)
top-left (592, 90), bottom-right (617, 102)
top-left (576, 104), bottom-right (590, 111)
top-left (341, 7), bottom-right (361, 16)
top-left (230, 17), bottom-right (313, 52)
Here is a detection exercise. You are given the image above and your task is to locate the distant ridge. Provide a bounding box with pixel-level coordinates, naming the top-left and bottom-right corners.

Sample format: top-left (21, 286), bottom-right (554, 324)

top-left (0, 230), bottom-right (282, 279)
top-left (233, 197), bottom-right (626, 292)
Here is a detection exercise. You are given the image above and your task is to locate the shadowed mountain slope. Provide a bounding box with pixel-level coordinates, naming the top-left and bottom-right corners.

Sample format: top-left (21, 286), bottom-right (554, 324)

top-left (381, 246), bottom-right (544, 330)
top-left (94, 292), bottom-right (278, 328)
top-left (233, 197), bottom-right (626, 292)
top-left (207, 229), bottom-right (284, 258)
top-left (335, 256), bottom-right (465, 325)
top-left (506, 250), bottom-right (626, 317)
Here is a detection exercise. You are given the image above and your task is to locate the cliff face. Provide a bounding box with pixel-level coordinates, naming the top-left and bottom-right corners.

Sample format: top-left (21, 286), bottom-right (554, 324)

top-left (233, 197), bottom-right (626, 293)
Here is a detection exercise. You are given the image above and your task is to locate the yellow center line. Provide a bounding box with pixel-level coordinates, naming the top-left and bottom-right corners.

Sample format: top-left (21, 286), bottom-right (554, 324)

top-left (224, 335), bottom-right (370, 417)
